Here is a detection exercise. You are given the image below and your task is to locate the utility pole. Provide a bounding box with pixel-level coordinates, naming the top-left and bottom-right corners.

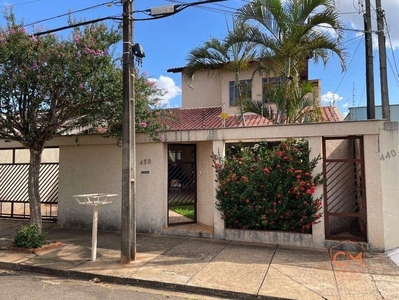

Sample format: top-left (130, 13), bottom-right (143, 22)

top-left (364, 0), bottom-right (375, 119)
top-left (119, 0), bottom-right (225, 265)
top-left (121, 0), bottom-right (136, 264)
top-left (376, 0), bottom-right (390, 121)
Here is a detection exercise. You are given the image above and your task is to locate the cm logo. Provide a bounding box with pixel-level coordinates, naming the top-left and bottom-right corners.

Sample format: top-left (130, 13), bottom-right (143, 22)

top-left (330, 241), bottom-right (366, 268)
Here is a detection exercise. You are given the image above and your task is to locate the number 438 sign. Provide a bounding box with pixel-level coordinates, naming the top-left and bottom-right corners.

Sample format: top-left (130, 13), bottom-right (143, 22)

top-left (380, 150), bottom-right (397, 161)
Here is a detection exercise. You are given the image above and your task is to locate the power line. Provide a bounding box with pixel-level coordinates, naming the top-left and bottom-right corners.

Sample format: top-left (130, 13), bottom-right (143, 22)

top-left (384, 16), bottom-right (399, 87)
top-left (164, 0), bottom-right (236, 16)
top-left (24, 1), bottom-right (117, 27)
top-left (32, 16), bottom-right (121, 36)
top-left (1, 0), bottom-right (43, 7)
top-left (334, 36), bottom-right (364, 95)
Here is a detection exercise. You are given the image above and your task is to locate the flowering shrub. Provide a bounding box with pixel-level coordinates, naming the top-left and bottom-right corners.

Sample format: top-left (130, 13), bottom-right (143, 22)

top-left (212, 139), bottom-right (323, 233)
top-left (99, 69), bottom-right (166, 142)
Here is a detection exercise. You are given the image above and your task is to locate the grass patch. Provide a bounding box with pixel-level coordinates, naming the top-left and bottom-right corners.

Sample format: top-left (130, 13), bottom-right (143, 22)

top-left (170, 205), bottom-right (195, 220)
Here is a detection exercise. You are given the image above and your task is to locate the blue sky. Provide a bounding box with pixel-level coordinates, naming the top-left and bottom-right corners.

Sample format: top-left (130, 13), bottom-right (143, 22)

top-left (2, 0), bottom-right (399, 117)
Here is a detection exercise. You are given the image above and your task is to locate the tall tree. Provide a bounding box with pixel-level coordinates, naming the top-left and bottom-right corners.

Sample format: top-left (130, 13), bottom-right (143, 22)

top-left (0, 12), bottom-right (163, 230)
top-left (244, 79), bottom-right (322, 123)
top-left (184, 20), bottom-right (258, 126)
top-left (237, 0), bottom-right (346, 123)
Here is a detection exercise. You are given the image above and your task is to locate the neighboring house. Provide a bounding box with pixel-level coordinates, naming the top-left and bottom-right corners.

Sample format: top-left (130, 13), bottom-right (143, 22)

top-left (1, 62), bottom-right (398, 253)
top-left (345, 104), bottom-right (399, 121)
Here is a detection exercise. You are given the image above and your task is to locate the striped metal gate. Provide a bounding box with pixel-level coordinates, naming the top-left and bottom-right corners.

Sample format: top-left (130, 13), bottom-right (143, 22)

top-left (322, 136), bottom-right (367, 241)
top-left (0, 148), bottom-right (59, 221)
top-left (168, 144), bottom-right (196, 225)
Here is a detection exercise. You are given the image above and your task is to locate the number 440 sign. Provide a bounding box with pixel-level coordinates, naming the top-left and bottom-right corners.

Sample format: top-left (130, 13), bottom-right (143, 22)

top-left (380, 150), bottom-right (396, 161)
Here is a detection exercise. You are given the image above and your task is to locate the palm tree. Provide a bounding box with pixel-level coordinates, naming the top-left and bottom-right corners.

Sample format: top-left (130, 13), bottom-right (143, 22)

top-left (236, 0), bottom-right (346, 123)
top-left (243, 79), bottom-right (322, 124)
top-left (184, 20), bottom-right (258, 126)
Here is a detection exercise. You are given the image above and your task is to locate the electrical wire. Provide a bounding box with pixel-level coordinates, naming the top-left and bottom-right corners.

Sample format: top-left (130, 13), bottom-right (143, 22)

top-left (1, 0), bottom-right (43, 7)
top-left (163, 0), bottom-right (236, 16)
top-left (384, 16), bottom-right (399, 87)
top-left (334, 35), bottom-right (364, 95)
top-left (23, 1), bottom-right (117, 27)
top-left (33, 15), bottom-right (121, 36)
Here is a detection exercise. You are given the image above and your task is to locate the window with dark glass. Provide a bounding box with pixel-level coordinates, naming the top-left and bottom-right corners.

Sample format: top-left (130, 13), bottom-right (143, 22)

top-left (262, 76), bottom-right (283, 102)
top-left (229, 79), bottom-right (252, 106)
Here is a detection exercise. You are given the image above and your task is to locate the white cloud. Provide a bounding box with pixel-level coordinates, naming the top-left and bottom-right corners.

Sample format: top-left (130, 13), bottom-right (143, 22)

top-left (148, 75), bottom-right (182, 106)
top-left (321, 91), bottom-right (343, 105)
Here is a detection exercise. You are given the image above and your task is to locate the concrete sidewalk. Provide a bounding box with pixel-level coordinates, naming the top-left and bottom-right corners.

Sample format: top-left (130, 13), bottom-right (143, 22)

top-left (1, 220), bottom-right (399, 300)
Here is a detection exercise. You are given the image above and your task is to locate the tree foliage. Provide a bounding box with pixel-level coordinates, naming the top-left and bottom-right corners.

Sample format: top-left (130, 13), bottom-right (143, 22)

top-left (185, 0), bottom-right (346, 124)
top-left (237, 0), bottom-right (346, 122)
top-left (184, 20), bottom-right (258, 126)
top-left (0, 11), bottom-right (164, 230)
top-left (244, 79), bottom-right (322, 124)
top-left (98, 70), bottom-right (166, 142)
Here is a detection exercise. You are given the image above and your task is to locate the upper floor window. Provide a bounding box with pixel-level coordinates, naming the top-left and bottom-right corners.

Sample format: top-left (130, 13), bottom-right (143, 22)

top-left (262, 76), bottom-right (283, 87)
top-left (262, 76), bottom-right (283, 102)
top-left (229, 79), bottom-right (252, 106)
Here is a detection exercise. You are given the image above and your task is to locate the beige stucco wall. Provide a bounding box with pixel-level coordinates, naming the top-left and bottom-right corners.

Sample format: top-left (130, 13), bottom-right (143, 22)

top-left (363, 134), bottom-right (385, 251)
top-left (181, 64), bottom-right (264, 115)
top-left (196, 142), bottom-right (215, 227)
top-left (379, 122), bottom-right (399, 251)
top-left (57, 140), bottom-right (122, 231)
top-left (180, 64), bottom-right (320, 115)
top-left (182, 70), bottom-right (222, 109)
top-left (212, 140), bottom-right (225, 239)
top-left (3, 120), bottom-right (396, 251)
top-left (157, 120), bottom-right (392, 250)
top-left (308, 137), bottom-right (325, 248)
top-left (136, 142), bottom-right (167, 233)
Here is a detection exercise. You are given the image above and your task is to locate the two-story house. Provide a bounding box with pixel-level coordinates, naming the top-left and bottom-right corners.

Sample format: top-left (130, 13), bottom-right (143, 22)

top-left (13, 60), bottom-right (396, 253)
top-left (166, 61), bottom-right (342, 127)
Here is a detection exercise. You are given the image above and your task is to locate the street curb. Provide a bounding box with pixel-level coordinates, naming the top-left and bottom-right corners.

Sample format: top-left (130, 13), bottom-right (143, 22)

top-left (0, 261), bottom-right (293, 300)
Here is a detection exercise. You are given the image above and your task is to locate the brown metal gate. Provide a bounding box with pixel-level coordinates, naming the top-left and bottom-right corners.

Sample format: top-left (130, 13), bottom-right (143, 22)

top-left (322, 136), bottom-right (367, 241)
top-left (168, 144), bottom-right (196, 225)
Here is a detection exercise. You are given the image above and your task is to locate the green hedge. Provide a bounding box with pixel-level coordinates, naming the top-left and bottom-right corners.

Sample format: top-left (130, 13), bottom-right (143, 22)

top-left (212, 139), bottom-right (323, 233)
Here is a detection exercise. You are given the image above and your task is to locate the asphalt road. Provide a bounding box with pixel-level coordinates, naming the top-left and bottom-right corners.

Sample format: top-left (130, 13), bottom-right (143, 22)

top-left (0, 269), bottom-right (223, 300)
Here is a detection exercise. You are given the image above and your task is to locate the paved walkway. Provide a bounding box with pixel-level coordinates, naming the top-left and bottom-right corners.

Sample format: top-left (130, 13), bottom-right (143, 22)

top-left (1, 219), bottom-right (399, 299)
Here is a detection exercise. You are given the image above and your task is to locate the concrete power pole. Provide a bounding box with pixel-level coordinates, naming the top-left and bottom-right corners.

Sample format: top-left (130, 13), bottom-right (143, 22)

top-left (364, 0), bottom-right (375, 119)
top-left (121, 0), bottom-right (136, 264)
top-left (376, 0), bottom-right (390, 121)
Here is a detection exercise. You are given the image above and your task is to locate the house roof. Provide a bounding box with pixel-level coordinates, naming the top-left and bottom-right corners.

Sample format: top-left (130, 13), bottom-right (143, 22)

top-left (161, 106), bottom-right (341, 131)
top-left (321, 106), bottom-right (343, 122)
top-left (167, 67), bottom-right (185, 73)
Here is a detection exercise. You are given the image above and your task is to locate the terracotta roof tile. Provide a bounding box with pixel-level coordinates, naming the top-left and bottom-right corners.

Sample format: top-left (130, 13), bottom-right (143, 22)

top-left (161, 106), bottom-right (340, 131)
top-left (321, 106), bottom-right (342, 122)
